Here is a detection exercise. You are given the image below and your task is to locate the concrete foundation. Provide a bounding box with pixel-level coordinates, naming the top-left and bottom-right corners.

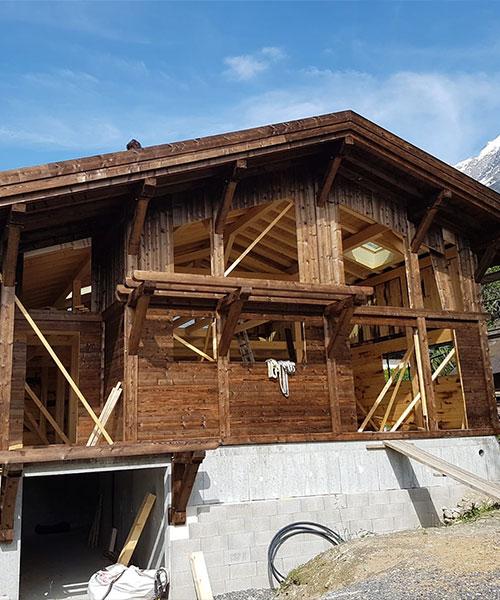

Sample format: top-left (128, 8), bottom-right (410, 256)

top-left (167, 436), bottom-right (500, 599)
top-left (0, 436), bottom-right (498, 599)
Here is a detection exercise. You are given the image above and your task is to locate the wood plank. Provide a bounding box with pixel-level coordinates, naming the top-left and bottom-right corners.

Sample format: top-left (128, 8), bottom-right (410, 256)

top-left (117, 492), bottom-right (156, 565)
top-left (190, 552), bottom-right (214, 600)
top-left (384, 440), bottom-right (500, 501)
top-left (87, 382), bottom-right (123, 446)
top-left (25, 382), bottom-right (70, 444)
top-left (224, 202), bottom-right (293, 276)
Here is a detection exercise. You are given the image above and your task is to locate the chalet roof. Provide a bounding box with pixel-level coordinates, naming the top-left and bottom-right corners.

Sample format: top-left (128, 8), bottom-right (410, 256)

top-left (0, 110), bottom-right (499, 251)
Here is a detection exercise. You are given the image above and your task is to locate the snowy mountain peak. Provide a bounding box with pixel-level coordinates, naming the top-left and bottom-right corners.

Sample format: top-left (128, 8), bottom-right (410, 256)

top-left (455, 135), bottom-right (500, 192)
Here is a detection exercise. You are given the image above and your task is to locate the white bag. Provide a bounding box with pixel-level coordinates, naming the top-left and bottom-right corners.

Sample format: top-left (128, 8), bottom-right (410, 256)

top-left (88, 563), bottom-right (169, 600)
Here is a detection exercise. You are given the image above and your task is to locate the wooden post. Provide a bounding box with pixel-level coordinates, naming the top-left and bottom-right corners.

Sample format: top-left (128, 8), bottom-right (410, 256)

top-left (211, 214), bottom-right (230, 439)
top-left (0, 206), bottom-right (25, 450)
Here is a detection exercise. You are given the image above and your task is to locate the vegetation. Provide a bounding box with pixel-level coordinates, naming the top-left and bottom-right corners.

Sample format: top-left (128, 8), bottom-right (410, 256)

top-left (481, 266), bottom-right (500, 329)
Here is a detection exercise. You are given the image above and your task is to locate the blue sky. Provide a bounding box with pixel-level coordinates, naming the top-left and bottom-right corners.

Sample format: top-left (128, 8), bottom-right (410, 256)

top-left (1, 1), bottom-right (500, 170)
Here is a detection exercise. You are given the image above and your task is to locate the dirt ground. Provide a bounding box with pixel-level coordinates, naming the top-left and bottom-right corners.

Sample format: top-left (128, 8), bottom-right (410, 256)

top-left (276, 510), bottom-right (500, 600)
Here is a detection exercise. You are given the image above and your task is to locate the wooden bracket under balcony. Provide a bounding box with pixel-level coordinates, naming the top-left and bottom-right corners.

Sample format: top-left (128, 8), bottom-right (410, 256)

top-left (128, 178), bottom-right (157, 256)
top-left (325, 297), bottom-right (355, 357)
top-left (127, 280), bottom-right (156, 355)
top-left (168, 451), bottom-right (206, 526)
top-left (0, 466), bottom-right (22, 543)
top-left (217, 286), bottom-right (252, 357)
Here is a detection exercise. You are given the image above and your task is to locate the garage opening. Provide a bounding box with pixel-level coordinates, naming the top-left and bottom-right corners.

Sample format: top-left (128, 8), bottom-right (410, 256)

top-left (20, 467), bottom-right (167, 600)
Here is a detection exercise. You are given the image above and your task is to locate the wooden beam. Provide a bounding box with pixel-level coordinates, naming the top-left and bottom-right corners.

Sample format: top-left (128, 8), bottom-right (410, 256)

top-left (1, 204), bottom-right (26, 287)
top-left (0, 285), bottom-right (15, 450)
top-left (173, 333), bottom-right (215, 362)
top-left (24, 406), bottom-right (50, 445)
top-left (215, 159), bottom-right (247, 234)
top-left (343, 223), bottom-right (387, 252)
top-left (127, 177), bottom-right (156, 255)
top-left (218, 287), bottom-right (251, 357)
top-left (169, 451), bottom-right (205, 525)
top-left (410, 189), bottom-right (451, 253)
top-left (316, 137), bottom-right (353, 207)
top-left (474, 238), bottom-right (500, 283)
top-left (25, 382), bottom-right (70, 444)
top-left (0, 440), bottom-right (218, 465)
top-left (128, 282), bottom-right (156, 355)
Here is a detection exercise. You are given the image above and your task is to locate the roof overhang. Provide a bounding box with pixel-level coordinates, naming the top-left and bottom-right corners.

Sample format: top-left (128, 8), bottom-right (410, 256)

top-left (0, 110), bottom-right (499, 253)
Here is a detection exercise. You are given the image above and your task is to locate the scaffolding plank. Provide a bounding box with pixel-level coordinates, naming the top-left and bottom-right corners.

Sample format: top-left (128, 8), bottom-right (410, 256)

top-left (384, 440), bottom-right (500, 501)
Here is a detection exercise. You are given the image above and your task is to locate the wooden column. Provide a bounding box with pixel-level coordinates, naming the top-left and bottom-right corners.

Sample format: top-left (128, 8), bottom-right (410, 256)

top-left (0, 204), bottom-right (25, 450)
top-left (403, 231), bottom-right (438, 430)
top-left (211, 214), bottom-right (230, 440)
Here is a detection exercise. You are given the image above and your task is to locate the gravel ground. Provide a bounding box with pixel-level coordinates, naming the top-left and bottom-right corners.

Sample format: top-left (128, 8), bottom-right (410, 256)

top-left (215, 589), bottom-right (275, 600)
top-left (277, 510), bottom-right (500, 600)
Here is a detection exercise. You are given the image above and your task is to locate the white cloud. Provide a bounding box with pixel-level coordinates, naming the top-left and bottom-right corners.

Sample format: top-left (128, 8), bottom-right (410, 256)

top-left (224, 46), bottom-right (285, 81)
top-left (226, 68), bottom-right (500, 164)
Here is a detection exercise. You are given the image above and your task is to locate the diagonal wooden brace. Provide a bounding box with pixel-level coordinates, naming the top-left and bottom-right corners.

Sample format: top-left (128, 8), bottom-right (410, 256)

top-left (217, 287), bottom-right (251, 357)
top-left (168, 451), bottom-right (205, 526)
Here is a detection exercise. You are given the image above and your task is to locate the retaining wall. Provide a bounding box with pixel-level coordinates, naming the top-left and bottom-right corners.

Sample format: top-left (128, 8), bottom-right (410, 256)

top-left (167, 436), bottom-right (500, 598)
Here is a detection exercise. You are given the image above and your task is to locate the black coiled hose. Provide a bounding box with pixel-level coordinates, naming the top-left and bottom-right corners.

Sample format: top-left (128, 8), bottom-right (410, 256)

top-left (267, 521), bottom-right (344, 588)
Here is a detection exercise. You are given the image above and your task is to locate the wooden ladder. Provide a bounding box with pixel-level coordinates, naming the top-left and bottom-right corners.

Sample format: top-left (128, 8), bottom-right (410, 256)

top-left (236, 330), bottom-right (255, 364)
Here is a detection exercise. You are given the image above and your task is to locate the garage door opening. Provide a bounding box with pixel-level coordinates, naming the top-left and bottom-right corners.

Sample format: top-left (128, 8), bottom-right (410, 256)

top-left (20, 467), bottom-right (166, 600)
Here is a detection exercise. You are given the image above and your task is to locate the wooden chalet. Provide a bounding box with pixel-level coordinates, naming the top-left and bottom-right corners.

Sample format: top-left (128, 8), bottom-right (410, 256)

top-left (0, 110), bottom-right (499, 535)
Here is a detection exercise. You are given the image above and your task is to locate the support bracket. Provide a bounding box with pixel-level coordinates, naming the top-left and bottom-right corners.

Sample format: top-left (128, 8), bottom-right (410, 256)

top-left (168, 451), bottom-right (205, 526)
top-left (128, 281), bottom-right (156, 355)
top-left (0, 466), bottom-right (22, 543)
top-left (215, 159), bottom-right (247, 234)
top-left (217, 286), bottom-right (251, 357)
top-left (316, 137), bottom-right (354, 207)
top-left (410, 189), bottom-right (451, 254)
top-left (127, 178), bottom-right (157, 256)
top-left (325, 297), bottom-right (355, 357)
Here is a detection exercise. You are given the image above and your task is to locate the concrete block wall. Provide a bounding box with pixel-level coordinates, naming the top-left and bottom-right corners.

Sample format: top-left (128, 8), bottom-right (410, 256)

top-left (167, 436), bottom-right (500, 599)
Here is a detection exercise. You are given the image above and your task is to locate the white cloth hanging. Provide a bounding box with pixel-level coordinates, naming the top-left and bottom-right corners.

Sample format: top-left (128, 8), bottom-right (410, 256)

top-left (266, 359), bottom-right (296, 397)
